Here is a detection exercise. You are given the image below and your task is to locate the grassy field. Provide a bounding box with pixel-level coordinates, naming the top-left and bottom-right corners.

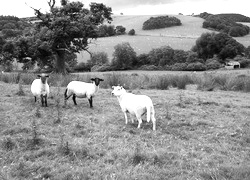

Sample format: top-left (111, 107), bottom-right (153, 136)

top-left (77, 15), bottom-right (250, 62)
top-left (1, 71), bottom-right (250, 179)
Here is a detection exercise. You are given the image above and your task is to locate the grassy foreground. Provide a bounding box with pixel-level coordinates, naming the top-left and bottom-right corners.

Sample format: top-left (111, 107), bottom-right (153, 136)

top-left (1, 75), bottom-right (250, 179)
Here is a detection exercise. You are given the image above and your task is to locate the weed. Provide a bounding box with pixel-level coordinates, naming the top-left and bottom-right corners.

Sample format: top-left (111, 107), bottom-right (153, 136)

top-left (54, 86), bottom-right (62, 124)
top-left (31, 119), bottom-right (40, 146)
top-left (131, 143), bottom-right (147, 166)
top-left (57, 127), bottom-right (70, 156)
top-left (1, 136), bottom-right (16, 151)
top-left (177, 90), bottom-right (185, 108)
top-left (35, 106), bottom-right (41, 118)
top-left (154, 75), bottom-right (171, 90)
top-left (16, 80), bottom-right (25, 96)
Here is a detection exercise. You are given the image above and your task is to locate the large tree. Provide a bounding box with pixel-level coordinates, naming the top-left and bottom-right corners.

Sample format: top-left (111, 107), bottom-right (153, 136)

top-left (29, 0), bottom-right (112, 74)
top-left (192, 32), bottom-right (245, 62)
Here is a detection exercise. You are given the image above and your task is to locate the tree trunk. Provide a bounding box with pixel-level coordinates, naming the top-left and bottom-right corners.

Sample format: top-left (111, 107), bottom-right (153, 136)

top-left (54, 50), bottom-right (67, 75)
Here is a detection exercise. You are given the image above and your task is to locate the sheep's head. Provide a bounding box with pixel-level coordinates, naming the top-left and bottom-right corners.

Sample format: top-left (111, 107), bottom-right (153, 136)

top-left (111, 86), bottom-right (126, 96)
top-left (91, 78), bottom-right (104, 86)
top-left (38, 74), bottom-right (49, 84)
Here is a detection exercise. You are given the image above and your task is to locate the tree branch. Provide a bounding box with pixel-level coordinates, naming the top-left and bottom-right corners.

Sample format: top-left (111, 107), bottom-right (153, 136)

top-left (47, 0), bottom-right (56, 10)
top-left (25, 2), bottom-right (43, 18)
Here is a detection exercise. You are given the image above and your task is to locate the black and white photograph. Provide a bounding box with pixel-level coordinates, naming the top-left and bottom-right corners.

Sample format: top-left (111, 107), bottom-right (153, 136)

top-left (0, 0), bottom-right (250, 179)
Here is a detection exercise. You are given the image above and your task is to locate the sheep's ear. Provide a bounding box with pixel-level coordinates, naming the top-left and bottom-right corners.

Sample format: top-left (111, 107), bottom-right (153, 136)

top-left (100, 78), bottom-right (104, 81)
top-left (90, 78), bottom-right (95, 81)
top-left (45, 75), bottom-right (49, 78)
top-left (37, 75), bottom-right (41, 78)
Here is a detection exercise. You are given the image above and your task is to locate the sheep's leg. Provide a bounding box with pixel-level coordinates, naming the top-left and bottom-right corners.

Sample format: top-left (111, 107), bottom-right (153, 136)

top-left (129, 114), bottom-right (134, 123)
top-left (34, 96), bottom-right (36, 102)
top-left (40, 94), bottom-right (44, 107)
top-left (146, 106), bottom-right (151, 122)
top-left (88, 96), bottom-right (93, 108)
top-left (64, 95), bottom-right (72, 105)
top-left (123, 112), bottom-right (128, 124)
top-left (151, 106), bottom-right (156, 131)
top-left (72, 94), bottom-right (77, 105)
top-left (44, 95), bottom-right (48, 107)
top-left (136, 117), bottom-right (143, 129)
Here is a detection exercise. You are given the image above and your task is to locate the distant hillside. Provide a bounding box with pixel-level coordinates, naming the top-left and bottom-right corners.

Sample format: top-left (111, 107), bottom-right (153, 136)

top-left (75, 14), bottom-right (250, 63)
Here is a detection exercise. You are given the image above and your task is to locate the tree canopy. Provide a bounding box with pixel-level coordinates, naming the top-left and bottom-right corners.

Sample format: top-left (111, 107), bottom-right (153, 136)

top-left (26, 0), bottom-right (112, 74)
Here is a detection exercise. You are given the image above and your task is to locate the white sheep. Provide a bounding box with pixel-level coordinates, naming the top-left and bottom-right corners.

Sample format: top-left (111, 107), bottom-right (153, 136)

top-left (111, 85), bottom-right (156, 131)
top-left (31, 74), bottom-right (50, 107)
top-left (64, 78), bottom-right (104, 108)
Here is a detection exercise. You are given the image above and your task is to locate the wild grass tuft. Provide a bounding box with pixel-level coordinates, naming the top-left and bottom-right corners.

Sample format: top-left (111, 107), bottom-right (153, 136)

top-left (130, 143), bottom-right (147, 166)
top-left (16, 80), bottom-right (25, 96)
top-left (1, 136), bottom-right (16, 151)
top-left (54, 86), bottom-right (62, 124)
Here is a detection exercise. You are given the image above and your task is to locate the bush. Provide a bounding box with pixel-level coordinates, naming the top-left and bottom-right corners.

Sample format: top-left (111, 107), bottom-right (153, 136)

top-left (238, 59), bottom-right (250, 68)
top-left (186, 62), bottom-right (206, 71)
top-left (91, 64), bottom-right (114, 72)
top-left (128, 29), bottom-right (135, 35)
top-left (115, 26), bottom-right (126, 35)
top-left (74, 62), bottom-right (91, 72)
top-left (171, 63), bottom-right (187, 71)
top-left (143, 16), bottom-right (181, 30)
top-left (206, 60), bottom-right (221, 70)
top-left (138, 65), bottom-right (160, 71)
top-left (97, 25), bottom-right (115, 37)
top-left (90, 52), bottom-right (109, 66)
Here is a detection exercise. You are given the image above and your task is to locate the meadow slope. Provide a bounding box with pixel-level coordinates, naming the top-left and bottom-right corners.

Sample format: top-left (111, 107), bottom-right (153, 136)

top-left (77, 15), bottom-right (250, 63)
top-left (1, 80), bottom-right (250, 179)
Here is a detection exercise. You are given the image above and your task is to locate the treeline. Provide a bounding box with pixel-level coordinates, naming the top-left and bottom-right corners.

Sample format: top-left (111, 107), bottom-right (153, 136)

top-left (198, 12), bottom-right (250, 37)
top-left (142, 16), bottom-right (181, 30)
top-left (0, 15), bottom-right (32, 39)
top-left (75, 32), bottom-right (250, 72)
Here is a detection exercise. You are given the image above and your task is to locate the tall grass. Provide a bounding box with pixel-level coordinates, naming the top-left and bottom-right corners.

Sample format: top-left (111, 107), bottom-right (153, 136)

top-left (0, 71), bottom-right (250, 92)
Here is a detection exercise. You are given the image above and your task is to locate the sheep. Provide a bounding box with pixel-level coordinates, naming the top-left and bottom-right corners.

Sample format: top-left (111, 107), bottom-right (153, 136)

top-left (111, 85), bottom-right (156, 131)
top-left (64, 77), bottom-right (104, 108)
top-left (31, 74), bottom-right (50, 107)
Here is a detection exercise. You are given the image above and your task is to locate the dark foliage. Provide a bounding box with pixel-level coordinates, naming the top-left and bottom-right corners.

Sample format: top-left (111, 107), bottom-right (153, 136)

top-left (198, 13), bottom-right (250, 37)
top-left (192, 32), bottom-right (245, 61)
top-left (97, 24), bottom-right (116, 37)
top-left (142, 16), bottom-right (181, 30)
top-left (115, 25), bottom-right (126, 35)
top-left (128, 29), bottom-right (135, 35)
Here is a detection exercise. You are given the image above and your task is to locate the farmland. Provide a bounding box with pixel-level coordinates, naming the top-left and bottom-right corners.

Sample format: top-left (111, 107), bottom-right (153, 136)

top-left (1, 71), bottom-right (250, 179)
top-left (77, 15), bottom-right (250, 62)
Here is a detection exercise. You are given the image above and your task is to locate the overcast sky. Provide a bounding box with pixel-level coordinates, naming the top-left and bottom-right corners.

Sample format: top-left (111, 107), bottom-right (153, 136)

top-left (0, 0), bottom-right (249, 18)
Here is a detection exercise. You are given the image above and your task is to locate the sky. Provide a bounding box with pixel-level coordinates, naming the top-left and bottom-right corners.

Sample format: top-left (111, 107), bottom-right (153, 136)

top-left (0, 0), bottom-right (249, 18)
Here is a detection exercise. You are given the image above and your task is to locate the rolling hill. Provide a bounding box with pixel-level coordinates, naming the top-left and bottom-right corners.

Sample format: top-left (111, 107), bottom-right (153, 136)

top-left (77, 15), bottom-right (250, 63)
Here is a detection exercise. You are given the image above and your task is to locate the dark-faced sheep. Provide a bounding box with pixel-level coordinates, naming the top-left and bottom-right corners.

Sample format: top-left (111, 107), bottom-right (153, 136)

top-left (31, 74), bottom-right (50, 107)
top-left (64, 78), bottom-right (104, 108)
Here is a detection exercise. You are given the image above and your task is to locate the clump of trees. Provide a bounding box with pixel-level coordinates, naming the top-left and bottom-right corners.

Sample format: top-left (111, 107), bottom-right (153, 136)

top-left (142, 16), bottom-right (181, 30)
top-left (192, 32), bottom-right (245, 60)
top-left (97, 25), bottom-right (126, 37)
top-left (198, 12), bottom-right (250, 37)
